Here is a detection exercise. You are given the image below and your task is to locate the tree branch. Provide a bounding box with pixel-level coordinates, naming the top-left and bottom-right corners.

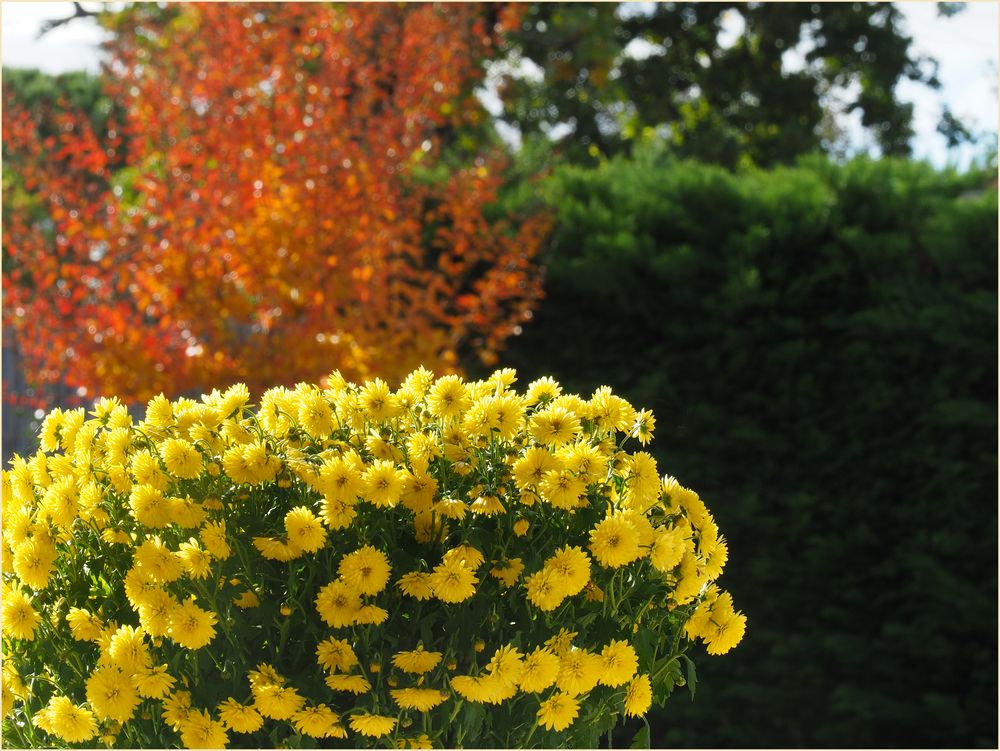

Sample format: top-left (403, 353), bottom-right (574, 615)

top-left (38, 2), bottom-right (101, 38)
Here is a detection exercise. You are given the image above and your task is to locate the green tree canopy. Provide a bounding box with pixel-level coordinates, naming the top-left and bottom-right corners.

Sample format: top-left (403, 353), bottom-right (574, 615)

top-left (494, 2), bottom-right (959, 166)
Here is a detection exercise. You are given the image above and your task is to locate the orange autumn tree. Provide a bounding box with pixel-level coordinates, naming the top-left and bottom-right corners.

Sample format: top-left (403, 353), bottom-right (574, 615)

top-left (2, 2), bottom-right (549, 406)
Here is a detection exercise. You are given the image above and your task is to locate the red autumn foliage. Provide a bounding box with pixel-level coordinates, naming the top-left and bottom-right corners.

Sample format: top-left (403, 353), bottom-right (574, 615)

top-left (3, 2), bottom-right (549, 407)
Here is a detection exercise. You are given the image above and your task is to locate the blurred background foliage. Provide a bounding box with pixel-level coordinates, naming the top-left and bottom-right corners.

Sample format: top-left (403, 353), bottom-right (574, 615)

top-left (3, 1), bottom-right (997, 747)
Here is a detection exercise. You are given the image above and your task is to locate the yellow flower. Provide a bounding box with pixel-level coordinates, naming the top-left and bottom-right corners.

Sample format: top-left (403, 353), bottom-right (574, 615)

top-left (1, 588), bottom-right (40, 640)
top-left (296, 390), bottom-right (335, 438)
top-left (159, 438), bottom-right (202, 479)
top-left (589, 513), bottom-right (642, 568)
top-left (390, 687), bottom-right (448, 711)
top-left (86, 667), bottom-right (141, 722)
top-left (359, 378), bottom-right (401, 422)
top-left (317, 637), bottom-right (359, 672)
top-left (133, 536), bottom-right (184, 583)
top-left (324, 673), bottom-right (371, 694)
top-left (630, 409), bottom-right (655, 445)
top-left (363, 459), bottom-right (407, 508)
top-left (429, 556), bottom-right (478, 603)
top-left (489, 557), bottom-right (525, 587)
top-left (525, 376), bottom-right (562, 405)
top-left (513, 446), bottom-right (561, 490)
top-left (355, 604), bottom-right (389, 625)
top-left (253, 684), bottom-right (305, 720)
top-left (391, 646), bottom-right (442, 674)
top-left (624, 674), bottom-right (652, 717)
top-left (556, 648), bottom-right (602, 696)
top-left (284, 506), bottom-right (328, 553)
top-left (161, 689), bottom-right (193, 729)
top-left (349, 712), bottom-right (397, 737)
top-left (107, 624), bottom-right (151, 673)
top-left (513, 518), bottom-right (530, 536)
top-left (426, 375), bottom-right (471, 420)
top-left (176, 539), bottom-right (213, 579)
top-left (168, 598), bottom-right (217, 649)
top-left (233, 590), bottom-right (260, 609)
top-left (13, 537), bottom-right (57, 589)
top-left (37, 695), bottom-right (97, 743)
top-left (315, 580), bottom-right (361, 627)
top-left (443, 544), bottom-right (484, 570)
top-left (133, 664), bottom-right (176, 699)
top-left (518, 647), bottom-right (560, 693)
top-left (524, 568), bottom-right (563, 612)
top-left (539, 469), bottom-right (586, 510)
top-left (529, 405), bottom-right (581, 447)
top-left (397, 571), bottom-right (434, 601)
top-left (217, 698), bottom-right (263, 733)
top-left (252, 535), bottom-right (302, 562)
top-left (537, 692), bottom-right (580, 731)
top-left (137, 589), bottom-right (178, 637)
top-left (339, 545), bottom-right (391, 595)
top-left (318, 453), bottom-right (364, 503)
top-left (66, 607), bottom-right (103, 642)
top-left (598, 640), bottom-right (638, 687)
top-left (545, 545), bottom-right (591, 597)
top-left (179, 708), bottom-right (229, 749)
top-left (487, 645), bottom-right (524, 687)
top-left (293, 704), bottom-right (343, 738)
top-left (650, 526), bottom-right (686, 572)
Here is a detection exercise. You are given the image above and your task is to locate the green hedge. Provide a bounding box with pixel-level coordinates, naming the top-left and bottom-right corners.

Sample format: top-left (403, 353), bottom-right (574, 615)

top-left (484, 154), bottom-right (998, 747)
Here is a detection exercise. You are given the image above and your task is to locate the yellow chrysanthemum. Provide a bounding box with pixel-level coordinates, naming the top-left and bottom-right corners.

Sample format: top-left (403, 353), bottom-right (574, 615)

top-left (107, 624), bottom-right (151, 673)
top-left (489, 557), bottom-right (525, 587)
top-left (529, 406), bottom-right (581, 447)
top-left (349, 713), bottom-right (397, 737)
top-left (426, 375), bottom-right (471, 420)
top-left (324, 673), bottom-right (371, 694)
top-left (86, 667), bottom-right (140, 723)
top-left (37, 695), bottom-right (98, 743)
top-left (339, 545), bottom-right (391, 595)
top-left (429, 556), bottom-right (478, 603)
top-left (624, 673), bottom-right (652, 717)
top-left (397, 571), bottom-right (434, 601)
top-left (588, 513), bottom-right (642, 568)
top-left (315, 580), bottom-right (361, 628)
top-left (293, 704), bottom-right (343, 738)
top-left (545, 545), bottom-right (591, 597)
top-left (133, 664), bottom-right (176, 699)
top-left (556, 648), bottom-right (602, 696)
top-left (524, 568), bottom-right (563, 612)
top-left (168, 598), bottom-right (217, 649)
top-left (176, 539), bottom-right (213, 579)
top-left (317, 637), bottom-right (359, 672)
top-left (518, 647), bottom-right (561, 693)
top-left (1, 588), bottom-right (40, 640)
top-left (359, 378), bottom-right (401, 422)
top-left (390, 687), bottom-right (448, 711)
top-left (253, 684), bottom-right (305, 720)
top-left (179, 708), bottom-right (229, 749)
top-left (284, 506), bottom-right (328, 553)
top-left (217, 698), bottom-right (263, 733)
top-left (598, 640), bottom-right (639, 687)
top-left (363, 460), bottom-right (407, 508)
top-left (66, 607), bottom-right (103, 642)
top-left (159, 438), bottom-right (202, 479)
top-left (537, 692), bottom-right (580, 731)
top-left (392, 646), bottom-right (442, 674)
top-left (13, 538), bottom-right (57, 589)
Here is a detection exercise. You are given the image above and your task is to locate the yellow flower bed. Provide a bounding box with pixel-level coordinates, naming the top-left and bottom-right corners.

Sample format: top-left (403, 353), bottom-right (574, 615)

top-left (1, 368), bottom-right (745, 748)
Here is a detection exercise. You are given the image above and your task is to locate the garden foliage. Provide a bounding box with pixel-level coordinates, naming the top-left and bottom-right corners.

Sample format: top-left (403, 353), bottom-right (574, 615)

top-left (494, 153), bottom-right (998, 747)
top-left (1, 370), bottom-right (743, 748)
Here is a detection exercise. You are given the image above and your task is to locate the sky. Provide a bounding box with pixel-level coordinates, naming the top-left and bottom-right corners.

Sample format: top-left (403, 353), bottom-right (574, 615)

top-left (2, 1), bottom-right (998, 169)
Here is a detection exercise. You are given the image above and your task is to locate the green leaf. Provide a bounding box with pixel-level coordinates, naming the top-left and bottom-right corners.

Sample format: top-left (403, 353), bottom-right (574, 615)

top-left (630, 720), bottom-right (651, 749)
top-left (681, 654), bottom-right (697, 700)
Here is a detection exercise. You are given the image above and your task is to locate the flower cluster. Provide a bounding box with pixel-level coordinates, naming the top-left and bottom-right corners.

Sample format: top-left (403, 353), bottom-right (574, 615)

top-left (1, 368), bottom-right (745, 748)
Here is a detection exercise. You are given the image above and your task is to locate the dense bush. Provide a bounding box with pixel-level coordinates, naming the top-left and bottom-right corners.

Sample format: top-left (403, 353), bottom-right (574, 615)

top-left (490, 153), bottom-right (998, 747)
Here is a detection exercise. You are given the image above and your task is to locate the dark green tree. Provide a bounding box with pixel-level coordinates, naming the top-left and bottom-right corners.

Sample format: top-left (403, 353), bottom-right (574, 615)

top-left (494, 3), bottom-right (958, 166)
top-left (486, 152), bottom-right (998, 746)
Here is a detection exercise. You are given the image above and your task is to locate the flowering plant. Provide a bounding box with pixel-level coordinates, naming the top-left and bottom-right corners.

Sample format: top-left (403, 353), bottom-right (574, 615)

top-left (2, 368), bottom-right (745, 748)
